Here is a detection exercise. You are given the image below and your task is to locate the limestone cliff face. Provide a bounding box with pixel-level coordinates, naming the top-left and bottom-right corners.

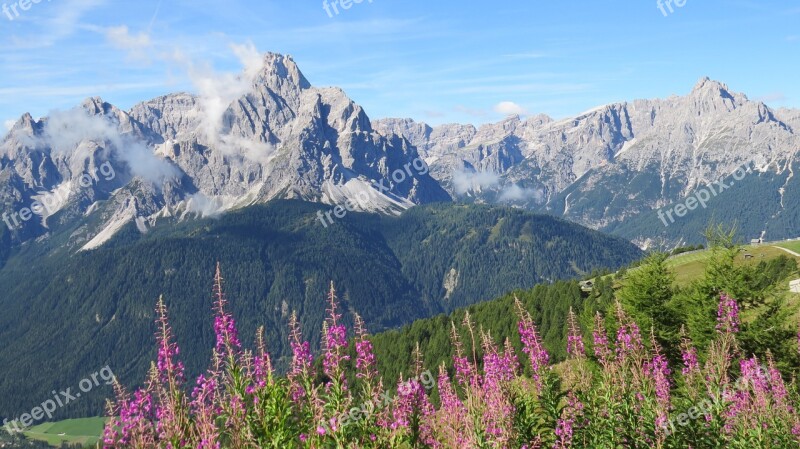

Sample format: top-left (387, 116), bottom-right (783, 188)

top-left (376, 78), bottom-right (800, 244)
top-left (0, 53), bottom-right (450, 250)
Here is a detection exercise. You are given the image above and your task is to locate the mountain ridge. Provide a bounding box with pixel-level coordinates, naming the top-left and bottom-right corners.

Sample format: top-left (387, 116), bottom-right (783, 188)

top-left (374, 76), bottom-right (800, 246)
top-left (3, 52), bottom-right (799, 254)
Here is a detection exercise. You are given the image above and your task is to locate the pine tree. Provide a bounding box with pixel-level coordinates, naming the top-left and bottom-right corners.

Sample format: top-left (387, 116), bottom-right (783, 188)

top-left (617, 252), bottom-right (680, 357)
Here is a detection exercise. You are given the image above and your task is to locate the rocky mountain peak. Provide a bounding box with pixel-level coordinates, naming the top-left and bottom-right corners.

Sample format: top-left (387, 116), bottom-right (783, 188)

top-left (257, 52), bottom-right (311, 93)
top-left (80, 97), bottom-right (113, 115)
top-left (691, 76), bottom-right (729, 93)
top-left (688, 77), bottom-right (745, 112)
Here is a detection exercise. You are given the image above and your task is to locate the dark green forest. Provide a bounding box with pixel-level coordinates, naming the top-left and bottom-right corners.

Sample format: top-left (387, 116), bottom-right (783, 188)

top-left (0, 200), bottom-right (640, 422)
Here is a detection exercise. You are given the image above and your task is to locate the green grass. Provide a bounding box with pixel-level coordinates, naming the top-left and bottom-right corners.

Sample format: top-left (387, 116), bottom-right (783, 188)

top-left (665, 245), bottom-right (800, 286)
top-left (776, 240), bottom-right (800, 254)
top-left (665, 251), bottom-right (714, 284)
top-left (23, 417), bottom-right (106, 447)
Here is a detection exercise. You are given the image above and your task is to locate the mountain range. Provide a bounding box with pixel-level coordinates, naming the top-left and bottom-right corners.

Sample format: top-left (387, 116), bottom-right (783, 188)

top-left (375, 78), bottom-right (800, 246)
top-left (2, 53), bottom-right (799, 255)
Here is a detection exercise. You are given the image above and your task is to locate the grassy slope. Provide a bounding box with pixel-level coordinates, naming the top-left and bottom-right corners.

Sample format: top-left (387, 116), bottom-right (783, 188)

top-left (23, 417), bottom-right (106, 447)
top-left (668, 244), bottom-right (800, 286)
top-left (776, 240), bottom-right (800, 254)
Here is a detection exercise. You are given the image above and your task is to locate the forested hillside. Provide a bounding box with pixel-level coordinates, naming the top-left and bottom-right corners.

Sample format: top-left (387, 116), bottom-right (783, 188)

top-left (370, 230), bottom-right (800, 391)
top-left (0, 200), bottom-right (640, 421)
top-left (95, 232), bottom-right (800, 448)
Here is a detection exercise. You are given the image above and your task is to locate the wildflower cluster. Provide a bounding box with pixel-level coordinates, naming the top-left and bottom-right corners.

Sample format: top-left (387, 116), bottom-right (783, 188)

top-left (104, 270), bottom-right (800, 448)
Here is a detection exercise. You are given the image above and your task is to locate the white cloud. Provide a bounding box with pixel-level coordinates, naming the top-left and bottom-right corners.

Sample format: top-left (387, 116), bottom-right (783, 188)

top-left (4, 119), bottom-right (16, 131)
top-left (40, 107), bottom-right (179, 184)
top-left (452, 169), bottom-right (500, 195)
top-left (185, 192), bottom-right (225, 218)
top-left (493, 101), bottom-right (528, 116)
top-left (105, 25), bottom-right (152, 62)
top-left (498, 184), bottom-right (544, 203)
top-left (10, 0), bottom-right (107, 48)
top-left (167, 41), bottom-right (268, 156)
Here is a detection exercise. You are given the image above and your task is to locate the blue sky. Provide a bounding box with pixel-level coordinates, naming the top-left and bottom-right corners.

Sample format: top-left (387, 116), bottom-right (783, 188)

top-left (0, 0), bottom-right (798, 129)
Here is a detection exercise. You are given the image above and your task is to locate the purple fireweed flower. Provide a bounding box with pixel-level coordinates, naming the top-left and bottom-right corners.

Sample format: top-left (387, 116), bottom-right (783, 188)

top-left (190, 373), bottom-right (221, 448)
top-left (615, 322), bottom-right (644, 361)
top-left (554, 392), bottom-right (584, 449)
top-left (613, 301), bottom-right (644, 363)
top-left (680, 330), bottom-right (700, 378)
top-left (436, 365), bottom-right (471, 447)
top-left (768, 358), bottom-right (791, 412)
top-left (252, 327), bottom-right (274, 389)
top-left (519, 319), bottom-right (549, 382)
top-left (515, 298), bottom-right (549, 387)
top-left (155, 297), bottom-right (185, 386)
top-left (108, 388), bottom-right (156, 448)
top-left (741, 357), bottom-right (770, 409)
top-left (681, 346), bottom-right (699, 376)
top-left (716, 293), bottom-right (740, 334)
top-left (480, 335), bottom-right (517, 446)
top-left (646, 350), bottom-right (671, 433)
top-left (450, 321), bottom-right (478, 388)
top-left (322, 283), bottom-right (350, 388)
top-left (391, 376), bottom-right (435, 445)
top-left (566, 307), bottom-right (586, 359)
top-left (288, 312), bottom-right (314, 402)
top-left (483, 338), bottom-right (518, 383)
top-left (649, 354), bottom-right (671, 404)
top-left (212, 263), bottom-right (241, 360)
top-left (355, 315), bottom-right (378, 383)
top-left (592, 312), bottom-right (612, 366)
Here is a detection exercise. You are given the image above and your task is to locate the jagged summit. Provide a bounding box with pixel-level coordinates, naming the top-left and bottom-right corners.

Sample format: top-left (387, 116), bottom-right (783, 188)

top-left (692, 76), bottom-right (730, 93)
top-left (259, 52), bottom-right (311, 90)
top-left (0, 51), bottom-right (449, 251)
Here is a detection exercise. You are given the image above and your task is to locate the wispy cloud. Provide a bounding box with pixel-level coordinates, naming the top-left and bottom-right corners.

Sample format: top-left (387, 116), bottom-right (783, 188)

top-left (454, 105), bottom-right (488, 118)
top-left (755, 92), bottom-right (787, 103)
top-left (494, 101), bottom-right (528, 116)
top-left (445, 83), bottom-right (591, 96)
top-left (8, 0), bottom-right (107, 48)
top-left (0, 82), bottom-right (165, 99)
top-left (105, 25), bottom-right (153, 62)
top-left (452, 169), bottom-right (500, 195)
top-left (502, 52), bottom-right (547, 60)
top-left (498, 184), bottom-right (544, 203)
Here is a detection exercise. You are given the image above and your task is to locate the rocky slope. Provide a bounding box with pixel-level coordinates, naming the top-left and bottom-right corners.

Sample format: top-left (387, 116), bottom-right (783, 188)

top-left (375, 78), bottom-right (800, 246)
top-left (0, 53), bottom-right (450, 254)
